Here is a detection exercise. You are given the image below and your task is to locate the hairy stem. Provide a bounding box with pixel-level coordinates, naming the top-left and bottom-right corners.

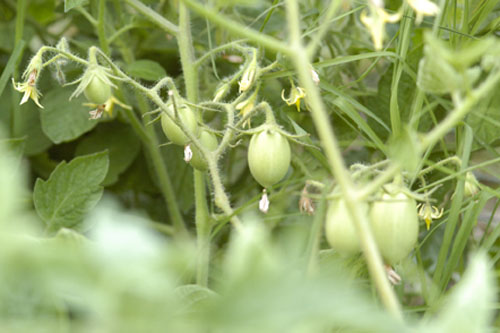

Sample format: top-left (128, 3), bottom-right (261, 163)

top-left (285, 0), bottom-right (402, 319)
top-left (178, 2), bottom-right (211, 285)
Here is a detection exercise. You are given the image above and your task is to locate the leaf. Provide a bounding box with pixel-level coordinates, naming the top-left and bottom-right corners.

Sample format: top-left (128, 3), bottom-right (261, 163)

top-left (466, 85), bottom-right (500, 148)
top-left (174, 284), bottom-right (218, 313)
top-left (40, 86), bottom-right (98, 144)
top-left (33, 151), bottom-right (109, 232)
top-left (365, 64), bottom-right (416, 142)
top-left (75, 122), bottom-right (141, 185)
top-left (388, 126), bottom-right (420, 173)
top-left (64, 0), bottom-right (88, 12)
top-left (126, 60), bottom-right (167, 81)
top-left (16, 96), bottom-right (53, 155)
top-left (428, 253), bottom-right (495, 333)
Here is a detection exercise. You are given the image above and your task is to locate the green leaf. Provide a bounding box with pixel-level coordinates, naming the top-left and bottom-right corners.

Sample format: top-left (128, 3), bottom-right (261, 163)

top-left (33, 151), bottom-right (109, 232)
top-left (466, 86), bottom-right (500, 148)
top-left (365, 64), bottom-right (416, 142)
top-left (16, 97), bottom-right (53, 155)
top-left (388, 126), bottom-right (420, 173)
top-left (40, 86), bottom-right (98, 144)
top-left (430, 253), bottom-right (495, 332)
top-left (126, 60), bottom-right (167, 81)
top-left (28, 0), bottom-right (57, 24)
top-left (75, 122), bottom-right (141, 185)
top-left (64, 0), bottom-right (88, 12)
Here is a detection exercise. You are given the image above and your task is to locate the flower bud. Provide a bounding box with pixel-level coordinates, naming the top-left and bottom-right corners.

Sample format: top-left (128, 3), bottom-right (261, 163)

top-left (464, 172), bottom-right (480, 197)
top-left (238, 52), bottom-right (258, 93)
top-left (213, 83), bottom-right (230, 102)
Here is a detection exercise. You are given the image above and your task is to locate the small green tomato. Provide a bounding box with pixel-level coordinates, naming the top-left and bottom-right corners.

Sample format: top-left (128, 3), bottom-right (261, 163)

top-left (369, 185), bottom-right (419, 264)
top-left (247, 129), bottom-right (291, 188)
top-left (84, 75), bottom-right (111, 105)
top-left (190, 130), bottom-right (218, 171)
top-left (325, 199), bottom-right (367, 255)
top-left (161, 105), bottom-right (199, 146)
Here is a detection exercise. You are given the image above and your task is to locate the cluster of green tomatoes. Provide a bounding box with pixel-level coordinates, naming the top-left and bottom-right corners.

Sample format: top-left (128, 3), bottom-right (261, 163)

top-left (325, 184), bottom-right (419, 265)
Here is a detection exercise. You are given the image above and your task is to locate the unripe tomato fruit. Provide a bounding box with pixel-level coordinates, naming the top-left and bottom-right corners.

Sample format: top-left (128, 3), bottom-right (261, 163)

top-left (369, 186), bottom-right (419, 264)
top-left (190, 130), bottom-right (218, 171)
top-left (84, 75), bottom-right (111, 105)
top-left (161, 105), bottom-right (199, 146)
top-left (247, 129), bottom-right (291, 188)
top-left (325, 199), bottom-right (367, 255)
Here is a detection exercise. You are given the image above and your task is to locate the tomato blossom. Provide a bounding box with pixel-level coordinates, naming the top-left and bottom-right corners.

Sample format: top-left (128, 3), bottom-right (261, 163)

top-left (281, 83), bottom-right (306, 112)
top-left (406, 0), bottom-right (439, 25)
top-left (360, 2), bottom-right (401, 50)
top-left (417, 202), bottom-right (443, 230)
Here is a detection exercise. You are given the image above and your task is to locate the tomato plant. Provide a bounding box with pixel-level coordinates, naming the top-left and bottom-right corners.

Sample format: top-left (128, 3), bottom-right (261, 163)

top-left (2, 0), bottom-right (500, 331)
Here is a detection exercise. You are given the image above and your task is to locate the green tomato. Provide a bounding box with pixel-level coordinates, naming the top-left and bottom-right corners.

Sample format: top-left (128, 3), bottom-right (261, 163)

top-left (248, 129), bottom-right (291, 188)
top-left (190, 130), bottom-right (218, 171)
top-left (84, 75), bottom-right (111, 105)
top-left (325, 199), bottom-right (367, 255)
top-left (369, 186), bottom-right (419, 264)
top-left (161, 105), bottom-right (199, 146)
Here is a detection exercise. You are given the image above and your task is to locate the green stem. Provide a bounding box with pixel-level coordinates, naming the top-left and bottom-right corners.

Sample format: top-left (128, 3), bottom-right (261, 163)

top-left (134, 93), bottom-right (187, 235)
top-left (194, 171), bottom-right (211, 286)
top-left (12, 0), bottom-right (27, 137)
top-left (94, 8), bottom-right (187, 234)
top-left (14, 0), bottom-right (26, 46)
top-left (178, 2), bottom-right (211, 285)
top-left (305, 188), bottom-right (328, 277)
top-left (389, 4), bottom-right (412, 137)
top-left (181, 0), bottom-right (289, 54)
top-left (98, 0), bottom-right (110, 55)
top-left (178, 2), bottom-right (199, 103)
top-left (305, 0), bottom-right (342, 58)
top-left (285, 0), bottom-right (402, 319)
top-left (123, 0), bottom-right (179, 35)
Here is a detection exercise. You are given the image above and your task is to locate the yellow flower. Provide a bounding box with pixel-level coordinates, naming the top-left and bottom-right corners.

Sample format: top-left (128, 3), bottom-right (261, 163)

top-left (12, 71), bottom-right (44, 109)
top-left (83, 95), bottom-right (131, 120)
top-left (236, 99), bottom-right (255, 128)
top-left (407, 0), bottom-right (439, 25)
top-left (417, 203), bottom-right (443, 230)
top-left (281, 84), bottom-right (306, 112)
top-left (360, 6), bottom-right (401, 50)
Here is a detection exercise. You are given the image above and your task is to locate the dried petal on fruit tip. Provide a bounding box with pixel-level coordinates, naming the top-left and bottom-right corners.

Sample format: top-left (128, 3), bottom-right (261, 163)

top-left (184, 144), bottom-right (193, 163)
top-left (259, 190), bottom-right (270, 214)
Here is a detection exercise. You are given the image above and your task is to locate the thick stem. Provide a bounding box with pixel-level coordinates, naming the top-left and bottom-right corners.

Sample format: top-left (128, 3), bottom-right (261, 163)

top-left (178, 2), bottom-right (211, 285)
top-left (181, 0), bottom-right (289, 54)
top-left (194, 171), bottom-right (210, 286)
top-left (123, 0), bottom-right (179, 35)
top-left (94, 7), bottom-right (187, 233)
top-left (285, 0), bottom-right (402, 319)
top-left (178, 3), bottom-right (199, 103)
top-left (98, 0), bottom-right (110, 55)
